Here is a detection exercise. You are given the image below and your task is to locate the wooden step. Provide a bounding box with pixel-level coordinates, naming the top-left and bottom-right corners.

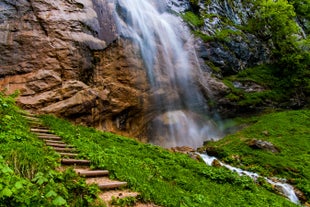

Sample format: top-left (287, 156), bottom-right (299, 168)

top-left (44, 140), bottom-right (66, 144)
top-left (98, 190), bottom-right (139, 204)
top-left (59, 152), bottom-right (79, 158)
top-left (45, 143), bottom-right (74, 148)
top-left (20, 113), bottom-right (37, 117)
top-left (38, 136), bottom-right (62, 141)
top-left (25, 118), bottom-right (40, 122)
top-left (30, 126), bottom-right (49, 129)
top-left (61, 158), bottom-right (90, 165)
top-left (27, 119), bottom-right (41, 123)
top-left (36, 133), bottom-right (61, 138)
top-left (26, 119), bottom-right (41, 123)
top-left (23, 116), bottom-right (39, 120)
top-left (31, 128), bottom-right (51, 133)
top-left (30, 124), bottom-right (45, 128)
top-left (53, 147), bottom-right (78, 152)
top-left (76, 170), bottom-right (109, 177)
top-left (98, 182), bottom-right (127, 190)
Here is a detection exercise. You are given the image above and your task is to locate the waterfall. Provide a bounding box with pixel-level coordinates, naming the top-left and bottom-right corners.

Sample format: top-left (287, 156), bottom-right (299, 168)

top-left (113, 0), bottom-right (222, 148)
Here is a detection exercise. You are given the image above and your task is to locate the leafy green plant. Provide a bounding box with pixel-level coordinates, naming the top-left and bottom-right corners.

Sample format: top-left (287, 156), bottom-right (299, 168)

top-left (111, 196), bottom-right (137, 206)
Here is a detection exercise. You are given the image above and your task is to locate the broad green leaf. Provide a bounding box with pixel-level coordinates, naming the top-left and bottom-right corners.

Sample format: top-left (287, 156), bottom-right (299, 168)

top-left (1, 165), bottom-right (13, 174)
top-left (46, 190), bottom-right (57, 198)
top-left (14, 181), bottom-right (24, 189)
top-left (52, 195), bottom-right (67, 206)
top-left (1, 187), bottom-right (12, 197)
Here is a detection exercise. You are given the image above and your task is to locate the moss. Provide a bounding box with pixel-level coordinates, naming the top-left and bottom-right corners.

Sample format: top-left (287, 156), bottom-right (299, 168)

top-left (182, 11), bottom-right (204, 28)
top-left (193, 31), bottom-right (214, 41)
top-left (206, 61), bottom-right (222, 74)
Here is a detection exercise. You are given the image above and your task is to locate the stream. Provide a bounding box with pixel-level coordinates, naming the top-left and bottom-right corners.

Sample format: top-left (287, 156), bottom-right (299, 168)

top-left (198, 153), bottom-right (300, 204)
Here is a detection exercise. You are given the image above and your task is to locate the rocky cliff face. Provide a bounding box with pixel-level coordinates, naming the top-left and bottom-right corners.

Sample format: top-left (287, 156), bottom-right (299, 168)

top-left (0, 0), bottom-right (151, 140)
top-left (0, 0), bottom-right (112, 78)
top-left (196, 0), bottom-right (271, 76)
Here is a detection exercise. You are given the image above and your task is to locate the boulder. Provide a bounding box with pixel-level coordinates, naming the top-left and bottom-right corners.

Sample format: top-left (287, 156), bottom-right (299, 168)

top-left (248, 139), bottom-right (280, 153)
top-left (170, 146), bottom-right (195, 154)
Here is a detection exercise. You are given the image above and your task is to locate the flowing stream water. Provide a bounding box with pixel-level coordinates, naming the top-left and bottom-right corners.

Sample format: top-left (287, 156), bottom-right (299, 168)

top-left (199, 153), bottom-right (300, 204)
top-left (114, 0), bottom-right (222, 148)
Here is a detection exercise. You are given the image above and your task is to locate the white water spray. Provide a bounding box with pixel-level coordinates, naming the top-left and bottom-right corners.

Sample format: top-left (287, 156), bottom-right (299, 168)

top-left (114, 0), bottom-right (222, 148)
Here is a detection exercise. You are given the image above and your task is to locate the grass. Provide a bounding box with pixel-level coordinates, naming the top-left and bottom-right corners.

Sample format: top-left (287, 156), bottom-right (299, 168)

top-left (0, 92), bottom-right (99, 206)
top-left (203, 109), bottom-right (310, 202)
top-left (41, 114), bottom-right (298, 206)
top-left (0, 91), bottom-right (301, 206)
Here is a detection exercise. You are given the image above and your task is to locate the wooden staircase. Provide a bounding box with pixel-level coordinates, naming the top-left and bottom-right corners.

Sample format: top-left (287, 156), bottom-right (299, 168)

top-left (22, 113), bottom-right (143, 206)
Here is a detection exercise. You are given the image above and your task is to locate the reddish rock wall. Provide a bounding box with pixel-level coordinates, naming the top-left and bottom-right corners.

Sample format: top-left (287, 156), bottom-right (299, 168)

top-left (0, 0), bottom-right (151, 141)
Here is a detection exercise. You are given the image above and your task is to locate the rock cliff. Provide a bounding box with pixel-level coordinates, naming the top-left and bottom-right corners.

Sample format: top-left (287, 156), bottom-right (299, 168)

top-left (0, 0), bottom-right (151, 140)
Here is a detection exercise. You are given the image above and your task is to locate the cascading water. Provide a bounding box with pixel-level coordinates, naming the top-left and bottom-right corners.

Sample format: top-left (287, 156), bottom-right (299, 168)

top-left (199, 153), bottom-right (300, 204)
top-left (113, 0), bottom-right (223, 148)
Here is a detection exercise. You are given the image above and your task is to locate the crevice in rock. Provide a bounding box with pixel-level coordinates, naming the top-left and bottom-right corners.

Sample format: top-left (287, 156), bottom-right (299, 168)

top-left (27, 0), bottom-right (49, 37)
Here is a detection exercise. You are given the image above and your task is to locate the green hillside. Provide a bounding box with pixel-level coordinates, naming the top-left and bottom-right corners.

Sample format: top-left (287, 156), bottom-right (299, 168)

top-left (203, 110), bottom-right (310, 203)
top-left (0, 93), bottom-right (299, 206)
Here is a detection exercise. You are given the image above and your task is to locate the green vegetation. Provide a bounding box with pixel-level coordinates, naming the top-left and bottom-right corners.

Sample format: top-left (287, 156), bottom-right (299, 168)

top-left (185, 0), bottom-right (310, 107)
top-left (222, 64), bottom-right (291, 107)
top-left (203, 110), bottom-right (310, 202)
top-left (182, 11), bottom-right (204, 28)
top-left (41, 115), bottom-right (297, 206)
top-left (288, 0), bottom-right (310, 34)
top-left (1, 92), bottom-right (303, 206)
top-left (248, 0), bottom-right (310, 100)
top-left (0, 92), bottom-right (98, 206)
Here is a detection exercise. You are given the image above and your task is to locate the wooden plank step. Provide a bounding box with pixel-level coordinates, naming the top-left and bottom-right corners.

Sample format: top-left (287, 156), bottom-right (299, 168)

top-left (59, 152), bottom-right (79, 158)
top-left (98, 190), bottom-right (139, 203)
top-left (25, 119), bottom-right (41, 123)
top-left (36, 133), bottom-right (61, 138)
top-left (45, 143), bottom-right (74, 148)
top-left (53, 147), bottom-right (78, 152)
top-left (23, 116), bottom-right (39, 120)
top-left (30, 125), bottom-right (48, 129)
top-left (20, 113), bottom-right (37, 117)
top-left (76, 170), bottom-right (109, 177)
top-left (98, 182), bottom-right (127, 190)
top-left (44, 140), bottom-right (66, 144)
top-left (61, 158), bottom-right (90, 165)
top-left (28, 121), bottom-right (43, 125)
top-left (31, 128), bottom-right (51, 133)
top-left (30, 125), bottom-right (45, 128)
top-left (38, 136), bottom-right (62, 141)
top-left (25, 118), bottom-right (40, 122)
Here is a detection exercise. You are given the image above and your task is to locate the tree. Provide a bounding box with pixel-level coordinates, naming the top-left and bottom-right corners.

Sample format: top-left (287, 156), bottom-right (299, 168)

top-left (249, 0), bottom-right (310, 104)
